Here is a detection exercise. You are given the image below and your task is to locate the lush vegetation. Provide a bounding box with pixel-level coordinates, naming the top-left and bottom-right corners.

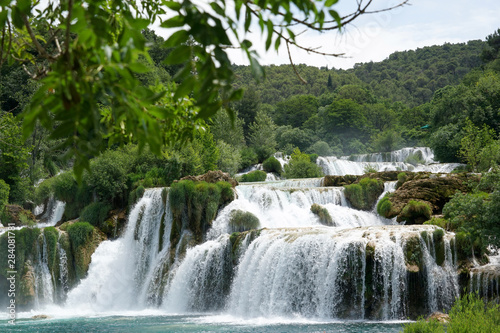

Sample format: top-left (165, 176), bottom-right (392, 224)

top-left (402, 293), bottom-right (500, 332)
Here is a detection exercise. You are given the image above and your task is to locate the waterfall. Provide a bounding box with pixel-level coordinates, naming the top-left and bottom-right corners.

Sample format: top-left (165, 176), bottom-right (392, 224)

top-left (34, 233), bottom-right (55, 307)
top-left (65, 188), bottom-right (171, 311)
top-left (317, 147), bottom-right (462, 176)
top-left (57, 236), bottom-right (69, 297)
top-left (37, 200), bottom-right (66, 228)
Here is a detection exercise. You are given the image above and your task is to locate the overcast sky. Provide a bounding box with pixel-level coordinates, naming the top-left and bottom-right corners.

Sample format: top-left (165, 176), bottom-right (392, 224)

top-left (224, 0), bottom-right (500, 69)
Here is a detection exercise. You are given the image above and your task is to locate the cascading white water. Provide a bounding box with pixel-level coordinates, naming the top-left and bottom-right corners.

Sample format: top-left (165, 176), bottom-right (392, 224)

top-left (34, 234), bottom-right (55, 307)
top-left (57, 242), bottom-right (69, 296)
top-left (65, 188), bottom-right (171, 311)
top-left (37, 200), bottom-right (66, 228)
top-left (317, 147), bottom-right (462, 176)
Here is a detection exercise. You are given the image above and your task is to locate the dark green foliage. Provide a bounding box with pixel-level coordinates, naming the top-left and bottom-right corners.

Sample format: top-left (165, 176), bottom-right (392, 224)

top-left (0, 179), bottom-right (9, 211)
top-left (404, 293), bottom-right (500, 333)
top-left (240, 147), bottom-right (259, 170)
top-left (80, 202), bottom-right (112, 228)
top-left (43, 227), bottom-right (59, 274)
top-left (240, 170), bottom-right (267, 183)
top-left (400, 200), bottom-right (432, 224)
top-left (344, 177), bottom-right (384, 211)
top-left (262, 156), bottom-right (282, 174)
top-left (433, 228), bottom-right (444, 242)
top-left (310, 204), bottom-right (334, 226)
top-left (307, 141), bottom-right (333, 156)
top-left (67, 222), bottom-right (95, 250)
top-left (229, 210), bottom-right (260, 233)
top-left (34, 177), bottom-right (54, 206)
top-left (283, 148), bottom-right (323, 179)
top-left (377, 193), bottom-right (393, 217)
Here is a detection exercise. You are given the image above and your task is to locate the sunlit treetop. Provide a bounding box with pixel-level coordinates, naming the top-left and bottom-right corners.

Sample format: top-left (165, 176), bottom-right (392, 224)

top-left (0, 0), bottom-right (409, 179)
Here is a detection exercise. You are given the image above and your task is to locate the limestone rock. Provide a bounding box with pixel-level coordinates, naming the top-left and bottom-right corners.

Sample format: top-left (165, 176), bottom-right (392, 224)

top-left (427, 311), bottom-right (450, 323)
top-left (180, 170), bottom-right (238, 187)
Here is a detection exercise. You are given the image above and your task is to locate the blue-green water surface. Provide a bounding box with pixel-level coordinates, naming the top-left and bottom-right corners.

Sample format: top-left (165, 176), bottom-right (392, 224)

top-left (0, 315), bottom-right (406, 332)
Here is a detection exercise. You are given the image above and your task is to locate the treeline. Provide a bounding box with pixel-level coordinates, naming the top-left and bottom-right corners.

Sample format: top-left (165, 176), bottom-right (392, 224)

top-left (1, 28), bottom-right (500, 213)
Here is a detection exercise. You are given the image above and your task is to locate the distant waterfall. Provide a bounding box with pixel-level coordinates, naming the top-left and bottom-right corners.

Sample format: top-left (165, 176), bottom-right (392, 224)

top-left (33, 234), bottom-right (55, 307)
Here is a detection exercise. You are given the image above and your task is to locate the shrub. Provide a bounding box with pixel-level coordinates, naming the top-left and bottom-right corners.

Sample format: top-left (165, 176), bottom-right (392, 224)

top-left (308, 153), bottom-right (319, 164)
top-left (283, 148), bottom-right (323, 179)
top-left (67, 222), bottom-right (94, 249)
top-left (397, 172), bottom-right (408, 188)
top-left (405, 151), bottom-right (425, 166)
top-left (377, 193), bottom-right (393, 217)
top-left (52, 172), bottom-right (78, 203)
top-left (229, 210), bottom-right (260, 232)
top-left (0, 179), bottom-right (9, 212)
top-left (344, 177), bottom-right (384, 211)
top-left (400, 200), bottom-right (432, 224)
top-left (34, 177), bottom-right (54, 206)
top-left (80, 202), bottom-right (111, 228)
top-left (310, 204), bottom-right (333, 226)
top-left (433, 228), bottom-right (444, 242)
top-left (424, 217), bottom-right (449, 230)
top-left (402, 318), bottom-right (445, 333)
top-left (363, 164), bottom-right (377, 173)
top-left (307, 141), bottom-right (333, 156)
top-left (262, 156), bottom-right (282, 174)
top-left (240, 170), bottom-right (267, 182)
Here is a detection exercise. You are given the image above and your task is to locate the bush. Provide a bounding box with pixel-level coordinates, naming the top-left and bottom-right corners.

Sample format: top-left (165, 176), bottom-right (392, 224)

top-left (229, 210), bottom-right (260, 232)
top-left (0, 179), bottom-right (9, 212)
top-left (402, 318), bottom-right (445, 333)
top-left (34, 177), bottom-right (54, 206)
top-left (307, 141), bottom-right (333, 156)
top-left (80, 202), bottom-right (111, 228)
top-left (67, 222), bottom-right (94, 249)
top-left (377, 193), bottom-right (392, 217)
top-left (424, 217), bottom-right (449, 230)
top-left (240, 170), bottom-right (267, 182)
top-left (283, 148), bottom-right (323, 179)
top-left (405, 151), bottom-right (425, 166)
top-left (363, 164), bottom-right (377, 173)
top-left (344, 177), bottom-right (384, 211)
top-left (400, 200), bottom-right (432, 224)
top-left (397, 172), bottom-right (408, 188)
top-left (310, 204), bottom-right (333, 226)
top-left (262, 156), bottom-right (282, 174)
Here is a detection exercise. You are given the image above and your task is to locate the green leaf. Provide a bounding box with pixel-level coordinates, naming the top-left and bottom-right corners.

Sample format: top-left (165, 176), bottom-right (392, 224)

top-left (128, 61), bottom-right (151, 73)
top-left (164, 30), bottom-right (189, 47)
top-left (329, 10), bottom-right (342, 28)
top-left (173, 75), bottom-right (196, 100)
top-left (165, 45), bottom-right (191, 65)
top-left (325, 0), bottom-right (339, 7)
top-left (161, 15), bottom-right (185, 28)
top-left (17, 0), bottom-right (31, 15)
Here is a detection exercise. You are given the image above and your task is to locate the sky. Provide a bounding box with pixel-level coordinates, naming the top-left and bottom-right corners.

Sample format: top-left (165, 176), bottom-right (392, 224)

top-left (223, 0), bottom-right (500, 69)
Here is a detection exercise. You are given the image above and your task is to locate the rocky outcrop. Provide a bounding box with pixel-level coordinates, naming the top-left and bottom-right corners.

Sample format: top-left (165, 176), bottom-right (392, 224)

top-left (379, 174), bottom-right (477, 224)
top-left (2, 205), bottom-right (35, 227)
top-left (427, 311), bottom-right (450, 323)
top-left (180, 170), bottom-right (238, 187)
top-left (323, 174), bottom-right (359, 187)
top-left (344, 178), bottom-right (385, 211)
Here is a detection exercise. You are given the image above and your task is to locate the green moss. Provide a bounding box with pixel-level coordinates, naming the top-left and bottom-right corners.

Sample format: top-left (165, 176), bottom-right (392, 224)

top-left (240, 170), bottom-right (267, 182)
top-left (404, 236), bottom-right (423, 270)
top-left (377, 193), bottom-right (393, 217)
top-left (229, 210), bottom-right (260, 233)
top-left (158, 212), bottom-right (166, 252)
top-left (161, 188), bottom-right (168, 205)
top-left (67, 222), bottom-right (94, 249)
top-left (310, 204), bottom-right (334, 226)
top-left (424, 217), bottom-right (449, 230)
top-left (345, 177), bottom-right (384, 211)
top-left (400, 200), bottom-right (432, 224)
top-left (397, 172), bottom-right (408, 188)
top-left (169, 180), bottom-right (235, 246)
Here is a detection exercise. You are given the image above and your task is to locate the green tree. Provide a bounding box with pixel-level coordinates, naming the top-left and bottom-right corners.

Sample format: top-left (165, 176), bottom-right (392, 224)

top-left (274, 95), bottom-right (319, 128)
top-left (0, 0), bottom-right (408, 177)
top-left (283, 148), bottom-right (323, 179)
top-left (0, 112), bottom-right (31, 203)
top-left (248, 110), bottom-right (277, 162)
top-left (459, 118), bottom-right (495, 171)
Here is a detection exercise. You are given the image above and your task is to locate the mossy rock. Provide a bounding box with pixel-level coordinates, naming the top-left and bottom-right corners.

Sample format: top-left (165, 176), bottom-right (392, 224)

top-left (2, 205), bottom-right (36, 227)
top-left (310, 204), bottom-right (334, 226)
top-left (228, 210), bottom-right (260, 233)
top-left (323, 174), bottom-right (359, 187)
top-left (344, 178), bottom-right (384, 211)
top-left (384, 175), bottom-right (473, 222)
top-left (398, 200), bottom-right (432, 225)
top-left (404, 236), bottom-right (424, 271)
